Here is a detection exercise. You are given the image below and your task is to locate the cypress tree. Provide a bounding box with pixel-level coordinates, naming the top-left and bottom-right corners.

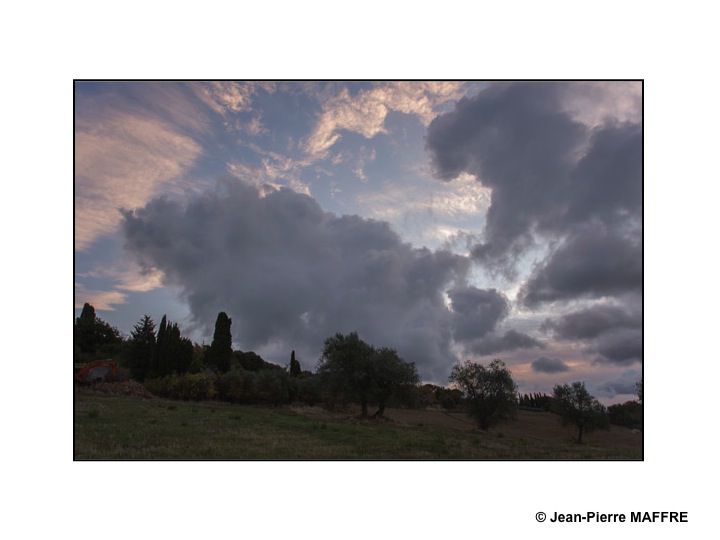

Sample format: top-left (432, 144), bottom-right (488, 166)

top-left (289, 350), bottom-right (301, 377)
top-left (164, 323), bottom-right (181, 376)
top-left (207, 312), bottom-right (233, 373)
top-left (153, 315), bottom-right (168, 377)
top-left (75, 303), bottom-right (97, 354)
top-left (128, 315), bottom-right (156, 380)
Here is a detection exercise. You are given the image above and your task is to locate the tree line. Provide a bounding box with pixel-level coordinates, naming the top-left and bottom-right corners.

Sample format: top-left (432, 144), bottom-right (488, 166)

top-left (74, 302), bottom-right (642, 442)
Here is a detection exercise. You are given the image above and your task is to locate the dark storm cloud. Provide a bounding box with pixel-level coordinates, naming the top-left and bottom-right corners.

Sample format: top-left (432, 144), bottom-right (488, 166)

top-left (465, 329), bottom-right (544, 357)
top-left (531, 356), bottom-right (570, 373)
top-left (122, 180), bottom-right (469, 380)
top-left (426, 82), bottom-right (642, 293)
top-left (593, 329), bottom-right (643, 365)
top-left (447, 286), bottom-right (509, 341)
top-left (544, 303), bottom-right (641, 340)
top-left (522, 224), bottom-right (642, 306)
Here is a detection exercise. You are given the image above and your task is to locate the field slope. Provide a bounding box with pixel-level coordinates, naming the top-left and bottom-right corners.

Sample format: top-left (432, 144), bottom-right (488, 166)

top-left (74, 390), bottom-right (642, 460)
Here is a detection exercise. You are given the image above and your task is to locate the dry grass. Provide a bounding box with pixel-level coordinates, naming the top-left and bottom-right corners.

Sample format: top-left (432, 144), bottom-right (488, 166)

top-left (75, 390), bottom-right (642, 460)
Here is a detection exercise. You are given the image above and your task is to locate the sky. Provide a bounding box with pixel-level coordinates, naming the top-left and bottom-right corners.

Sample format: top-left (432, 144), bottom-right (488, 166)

top-left (74, 81), bottom-right (642, 403)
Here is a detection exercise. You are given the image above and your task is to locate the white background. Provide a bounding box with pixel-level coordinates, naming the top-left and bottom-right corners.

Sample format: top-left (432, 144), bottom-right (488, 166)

top-left (2, 1), bottom-right (718, 538)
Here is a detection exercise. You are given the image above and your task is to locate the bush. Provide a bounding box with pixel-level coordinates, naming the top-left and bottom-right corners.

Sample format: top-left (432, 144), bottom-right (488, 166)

top-left (255, 370), bottom-right (290, 405)
top-left (436, 387), bottom-right (463, 409)
top-left (608, 400), bottom-right (643, 429)
top-left (294, 375), bottom-right (323, 406)
top-left (216, 369), bottom-right (255, 403)
top-left (215, 368), bottom-right (290, 405)
top-left (145, 373), bottom-right (216, 401)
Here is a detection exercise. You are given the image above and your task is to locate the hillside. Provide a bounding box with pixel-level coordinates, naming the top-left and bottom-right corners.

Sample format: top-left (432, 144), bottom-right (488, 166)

top-left (74, 390), bottom-right (641, 460)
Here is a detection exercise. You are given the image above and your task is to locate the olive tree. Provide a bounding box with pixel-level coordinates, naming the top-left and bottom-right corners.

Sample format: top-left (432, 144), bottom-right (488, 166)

top-left (449, 359), bottom-right (517, 430)
top-left (369, 347), bottom-right (419, 417)
top-left (318, 333), bottom-right (419, 418)
top-left (318, 332), bottom-right (375, 416)
top-left (552, 382), bottom-right (609, 443)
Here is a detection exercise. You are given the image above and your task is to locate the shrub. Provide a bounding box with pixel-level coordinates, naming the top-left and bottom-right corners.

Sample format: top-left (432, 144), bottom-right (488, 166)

top-left (436, 387), bottom-right (463, 410)
top-left (294, 375), bottom-right (323, 406)
top-left (216, 369), bottom-right (255, 403)
top-left (608, 400), bottom-right (643, 429)
top-left (145, 373), bottom-right (216, 401)
top-left (255, 370), bottom-right (290, 405)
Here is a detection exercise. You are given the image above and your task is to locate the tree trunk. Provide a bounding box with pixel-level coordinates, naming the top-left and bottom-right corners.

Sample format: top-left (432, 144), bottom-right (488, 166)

top-left (373, 400), bottom-right (386, 418)
top-left (360, 396), bottom-right (368, 417)
top-left (577, 424), bottom-right (584, 444)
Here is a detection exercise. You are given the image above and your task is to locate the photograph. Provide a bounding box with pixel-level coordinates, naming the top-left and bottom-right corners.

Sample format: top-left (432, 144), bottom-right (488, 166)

top-left (73, 80), bottom-right (643, 460)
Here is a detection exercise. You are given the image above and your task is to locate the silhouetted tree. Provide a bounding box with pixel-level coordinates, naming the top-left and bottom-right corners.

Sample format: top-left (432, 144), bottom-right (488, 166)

top-left (188, 343), bottom-right (207, 373)
top-left (449, 359), bottom-right (517, 430)
top-left (74, 302), bottom-right (122, 357)
top-left (553, 382), bottom-right (609, 443)
top-left (153, 315), bottom-right (168, 377)
top-left (608, 400), bottom-right (643, 430)
top-left (177, 337), bottom-right (194, 374)
top-left (127, 315), bottom-right (156, 380)
top-left (318, 332), bottom-right (375, 417)
top-left (289, 350), bottom-right (301, 377)
top-left (207, 312), bottom-right (233, 373)
top-left (369, 347), bottom-right (419, 417)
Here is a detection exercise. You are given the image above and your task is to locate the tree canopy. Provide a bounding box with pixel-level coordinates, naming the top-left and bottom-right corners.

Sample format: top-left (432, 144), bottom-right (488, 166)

top-left (127, 314), bottom-right (156, 380)
top-left (206, 312), bottom-right (233, 373)
top-left (289, 350), bottom-right (302, 377)
top-left (449, 359), bottom-right (517, 430)
top-left (552, 382), bottom-right (609, 443)
top-left (368, 347), bottom-right (418, 417)
top-left (317, 332), bottom-right (417, 417)
top-left (74, 302), bottom-right (122, 358)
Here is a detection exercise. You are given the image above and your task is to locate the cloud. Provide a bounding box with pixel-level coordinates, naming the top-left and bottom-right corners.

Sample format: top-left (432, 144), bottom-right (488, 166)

top-left (593, 328), bottom-right (643, 365)
top-left (595, 369), bottom-right (641, 398)
top-left (559, 81), bottom-right (642, 128)
top-left (79, 263), bottom-right (165, 293)
top-left (226, 158), bottom-right (311, 197)
top-left (75, 96), bottom-right (202, 251)
top-left (544, 302), bottom-right (641, 340)
top-left (521, 224), bottom-right (642, 306)
top-left (448, 286), bottom-right (509, 341)
top-left (122, 180), bottom-right (470, 380)
top-left (190, 81), bottom-right (275, 116)
top-left (541, 299), bottom-right (642, 367)
top-left (305, 82), bottom-right (465, 159)
top-left (74, 283), bottom-right (127, 311)
top-left (426, 82), bottom-right (642, 278)
top-left (463, 329), bottom-right (544, 357)
top-left (531, 356), bottom-right (570, 373)
top-left (357, 172), bottom-right (491, 222)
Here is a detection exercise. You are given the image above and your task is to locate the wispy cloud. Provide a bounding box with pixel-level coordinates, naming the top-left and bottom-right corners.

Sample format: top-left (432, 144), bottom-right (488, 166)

top-left (304, 82), bottom-right (466, 159)
top-left (357, 172), bottom-right (491, 221)
top-left (75, 101), bottom-right (202, 251)
top-left (190, 81), bottom-right (276, 117)
top-left (78, 262), bottom-right (165, 293)
top-left (74, 282), bottom-right (127, 311)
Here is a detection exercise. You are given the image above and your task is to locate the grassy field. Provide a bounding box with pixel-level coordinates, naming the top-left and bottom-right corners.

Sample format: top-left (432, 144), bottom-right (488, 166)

top-left (74, 389), bottom-right (642, 460)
